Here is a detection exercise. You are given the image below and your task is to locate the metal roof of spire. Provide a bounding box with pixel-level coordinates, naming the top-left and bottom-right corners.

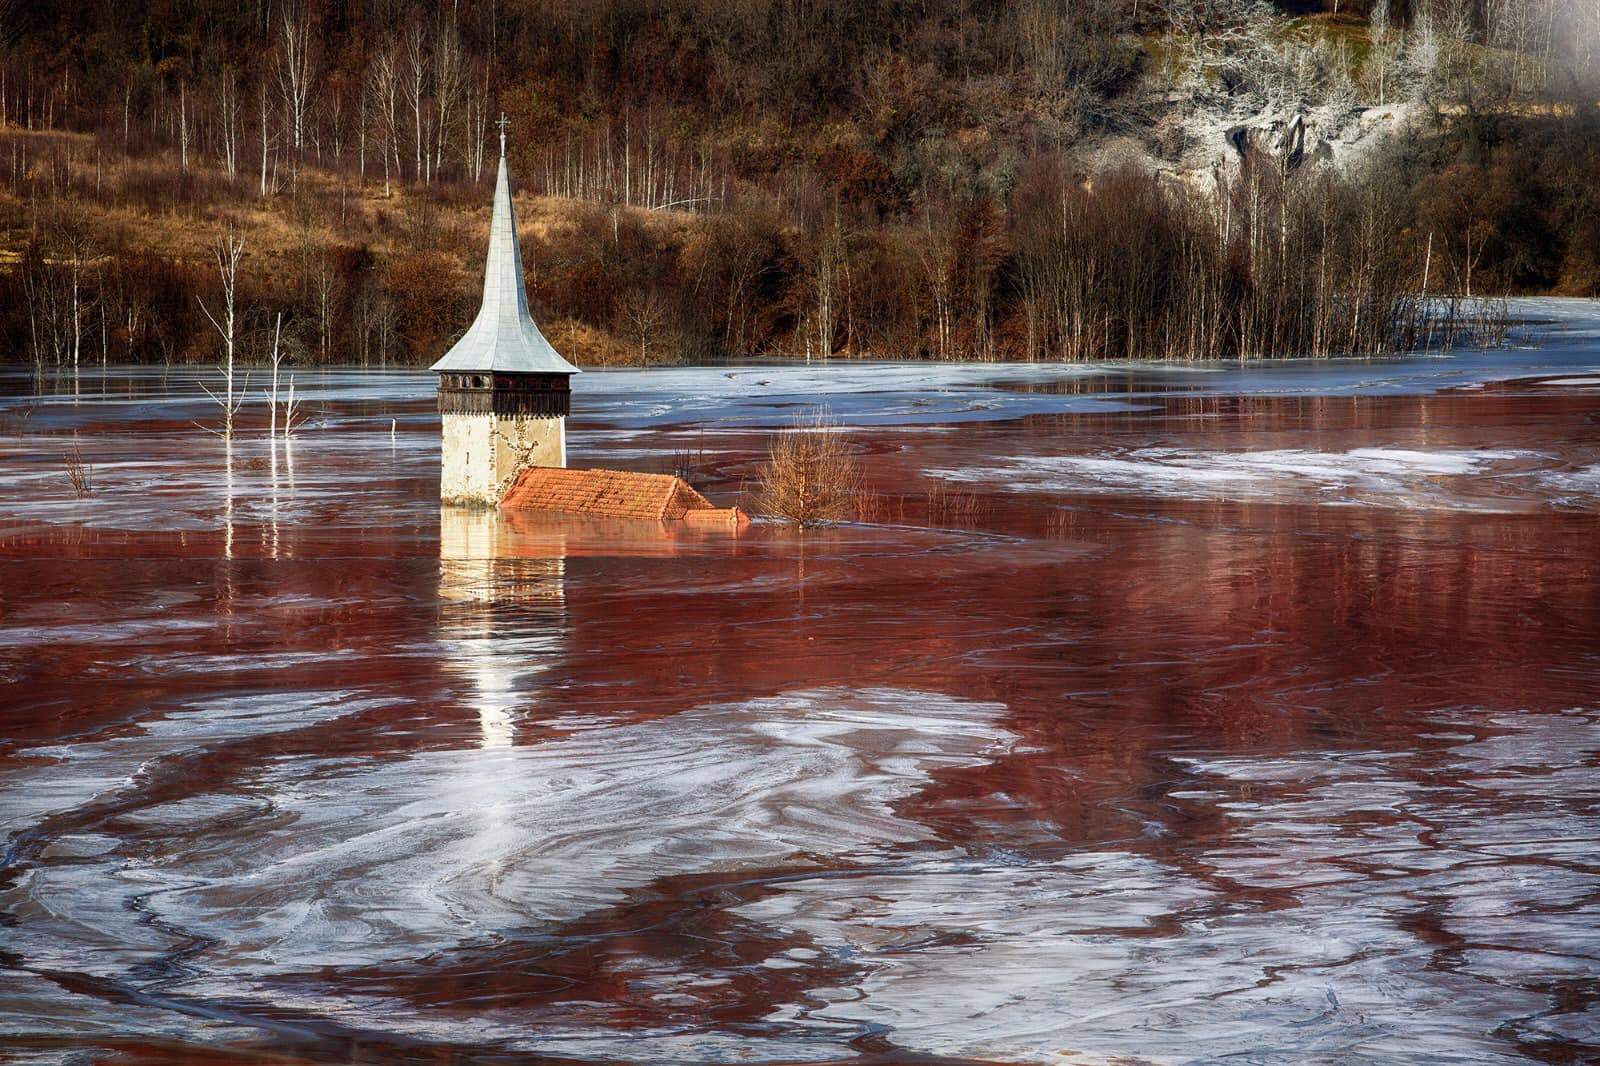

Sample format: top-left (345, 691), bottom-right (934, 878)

top-left (431, 117), bottom-right (579, 376)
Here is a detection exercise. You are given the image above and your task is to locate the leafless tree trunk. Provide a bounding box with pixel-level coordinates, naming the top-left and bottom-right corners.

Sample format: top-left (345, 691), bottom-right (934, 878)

top-left (616, 289), bottom-right (667, 364)
top-left (806, 210), bottom-right (845, 360)
top-left (367, 42), bottom-right (400, 196)
top-left (402, 24), bottom-right (428, 182)
top-left (433, 19), bottom-right (464, 178)
top-left (196, 227), bottom-right (248, 439)
top-left (217, 67), bottom-right (240, 178)
top-left (312, 252), bottom-right (335, 360)
top-left (917, 206), bottom-right (959, 360)
top-left (462, 64), bottom-right (490, 180)
top-left (275, 1), bottom-right (318, 183)
top-left (178, 80), bottom-right (189, 169)
top-left (258, 81), bottom-right (274, 197)
top-left (371, 291), bottom-right (396, 366)
top-left (266, 311), bottom-right (285, 439)
top-left (41, 201), bottom-right (99, 380)
top-left (356, 70), bottom-right (368, 184)
top-left (324, 87), bottom-right (344, 169)
top-left (19, 244), bottom-right (62, 368)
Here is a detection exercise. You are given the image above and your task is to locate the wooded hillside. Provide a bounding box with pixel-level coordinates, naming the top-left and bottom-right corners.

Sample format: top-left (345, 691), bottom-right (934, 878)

top-left (1, 0), bottom-right (1596, 368)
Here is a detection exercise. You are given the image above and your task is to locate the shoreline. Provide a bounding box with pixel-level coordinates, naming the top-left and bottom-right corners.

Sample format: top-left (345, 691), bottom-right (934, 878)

top-left (2, 295), bottom-right (1596, 377)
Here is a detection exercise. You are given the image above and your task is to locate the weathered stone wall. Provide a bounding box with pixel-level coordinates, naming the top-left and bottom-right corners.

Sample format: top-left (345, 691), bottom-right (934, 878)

top-left (441, 412), bottom-right (566, 506)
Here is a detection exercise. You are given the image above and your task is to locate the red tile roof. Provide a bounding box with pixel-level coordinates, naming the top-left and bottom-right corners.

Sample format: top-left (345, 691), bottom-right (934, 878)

top-left (501, 466), bottom-right (748, 527)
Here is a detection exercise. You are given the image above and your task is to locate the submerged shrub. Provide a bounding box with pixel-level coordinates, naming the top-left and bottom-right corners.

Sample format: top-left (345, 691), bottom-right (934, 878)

top-left (754, 411), bottom-right (861, 527)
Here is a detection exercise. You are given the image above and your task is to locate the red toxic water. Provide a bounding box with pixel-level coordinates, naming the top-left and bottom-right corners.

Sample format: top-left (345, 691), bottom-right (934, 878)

top-left (0, 358), bottom-right (1597, 1065)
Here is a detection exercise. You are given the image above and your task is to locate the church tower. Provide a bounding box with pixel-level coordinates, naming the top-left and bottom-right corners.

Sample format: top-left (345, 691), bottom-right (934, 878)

top-left (432, 119), bottom-right (578, 506)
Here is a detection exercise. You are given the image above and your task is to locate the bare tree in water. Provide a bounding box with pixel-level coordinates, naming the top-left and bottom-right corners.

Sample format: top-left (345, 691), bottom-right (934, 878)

top-left (47, 201), bottom-right (99, 379)
top-left (755, 410), bottom-right (861, 527)
top-left (196, 227), bottom-right (248, 438)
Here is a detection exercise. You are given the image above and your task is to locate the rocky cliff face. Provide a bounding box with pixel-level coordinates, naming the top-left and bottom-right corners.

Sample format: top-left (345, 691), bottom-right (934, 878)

top-left (1111, 100), bottom-right (1425, 197)
top-left (1218, 103), bottom-right (1417, 172)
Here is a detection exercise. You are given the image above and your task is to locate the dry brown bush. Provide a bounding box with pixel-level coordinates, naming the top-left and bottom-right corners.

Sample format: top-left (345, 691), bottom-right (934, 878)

top-left (63, 440), bottom-right (92, 497)
top-left (924, 481), bottom-right (987, 524)
top-left (753, 411), bottom-right (861, 527)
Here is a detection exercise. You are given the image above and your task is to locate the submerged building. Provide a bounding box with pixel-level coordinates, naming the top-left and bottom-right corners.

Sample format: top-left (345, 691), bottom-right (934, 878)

top-left (432, 121), bottom-right (579, 506)
top-left (434, 122), bottom-right (747, 529)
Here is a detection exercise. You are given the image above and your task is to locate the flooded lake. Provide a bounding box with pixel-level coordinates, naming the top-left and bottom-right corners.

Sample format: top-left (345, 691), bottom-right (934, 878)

top-left (2, 300), bottom-right (1599, 1064)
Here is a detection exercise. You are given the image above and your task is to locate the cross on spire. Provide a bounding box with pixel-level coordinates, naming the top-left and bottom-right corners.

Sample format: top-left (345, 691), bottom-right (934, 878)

top-left (428, 106), bottom-right (578, 378)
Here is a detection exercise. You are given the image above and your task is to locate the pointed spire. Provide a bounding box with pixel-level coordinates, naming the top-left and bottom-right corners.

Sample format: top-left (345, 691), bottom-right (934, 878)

top-left (430, 122), bottom-right (579, 376)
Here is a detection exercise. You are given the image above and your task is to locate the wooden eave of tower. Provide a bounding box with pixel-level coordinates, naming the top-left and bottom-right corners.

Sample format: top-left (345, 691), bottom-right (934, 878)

top-left (437, 372), bottom-right (571, 416)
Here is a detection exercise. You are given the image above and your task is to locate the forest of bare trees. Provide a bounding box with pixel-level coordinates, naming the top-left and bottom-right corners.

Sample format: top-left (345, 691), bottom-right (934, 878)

top-left (0, 0), bottom-right (1596, 368)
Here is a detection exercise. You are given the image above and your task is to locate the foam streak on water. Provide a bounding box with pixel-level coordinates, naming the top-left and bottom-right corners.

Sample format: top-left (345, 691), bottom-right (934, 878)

top-left (930, 446), bottom-right (1552, 510)
top-left (3, 688), bottom-right (1014, 1059)
top-left (739, 711), bottom-right (1600, 1063)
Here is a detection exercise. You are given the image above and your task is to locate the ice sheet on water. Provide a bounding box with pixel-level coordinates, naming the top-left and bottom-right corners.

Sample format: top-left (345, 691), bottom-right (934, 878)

top-left (0, 691), bottom-right (384, 838)
top-left (562, 297), bottom-right (1600, 427)
top-left (0, 968), bottom-right (255, 1050)
top-left (930, 445), bottom-right (1541, 509)
top-left (3, 686), bottom-right (1015, 1055)
top-left (1542, 464), bottom-right (1600, 505)
top-left (734, 710), bottom-right (1600, 1064)
top-left (0, 366), bottom-right (435, 412)
top-left (0, 429), bottom-right (432, 534)
top-left (0, 690), bottom-right (393, 1010)
top-left (4, 298), bottom-right (1597, 433)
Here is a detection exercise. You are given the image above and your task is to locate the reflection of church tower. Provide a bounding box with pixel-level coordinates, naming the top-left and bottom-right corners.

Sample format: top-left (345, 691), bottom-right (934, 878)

top-left (438, 507), bottom-right (567, 748)
top-left (432, 118), bottom-right (579, 507)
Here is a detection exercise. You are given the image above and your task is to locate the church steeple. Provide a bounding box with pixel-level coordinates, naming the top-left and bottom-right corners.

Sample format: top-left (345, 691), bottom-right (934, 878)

top-left (433, 119), bottom-right (576, 506)
top-left (431, 117), bottom-right (578, 376)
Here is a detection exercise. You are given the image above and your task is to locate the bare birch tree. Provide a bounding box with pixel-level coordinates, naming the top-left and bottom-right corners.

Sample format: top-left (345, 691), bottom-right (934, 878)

top-left (31, 201), bottom-right (101, 379)
top-left (258, 80), bottom-right (276, 198)
top-left (433, 19), bottom-right (465, 178)
top-left (366, 41), bottom-right (401, 196)
top-left (806, 210), bottom-right (847, 360)
top-left (216, 65), bottom-right (241, 178)
top-left (265, 311), bottom-right (287, 440)
top-left (917, 204), bottom-right (960, 361)
top-left (177, 80), bottom-right (189, 170)
top-left (401, 23), bottom-right (429, 182)
top-left (462, 62), bottom-right (491, 180)
top-left (196, 227), bottom-right (248, 439)
top-left (275, 1), bottom-right (319, 181)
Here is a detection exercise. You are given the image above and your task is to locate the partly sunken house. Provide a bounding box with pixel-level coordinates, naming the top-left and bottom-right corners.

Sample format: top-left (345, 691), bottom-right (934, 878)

top-left (434, 122), bottom-right (746, 529)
